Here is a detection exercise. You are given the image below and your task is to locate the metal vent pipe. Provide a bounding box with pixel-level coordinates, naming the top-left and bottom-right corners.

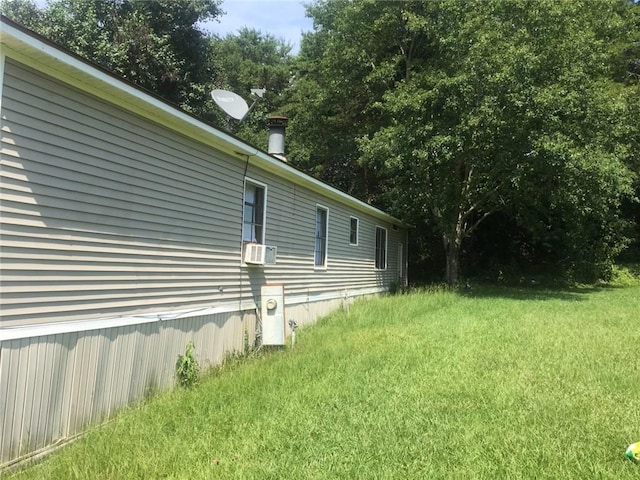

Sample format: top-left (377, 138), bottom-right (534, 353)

top-left (267, 115), bottom-right (288, 161)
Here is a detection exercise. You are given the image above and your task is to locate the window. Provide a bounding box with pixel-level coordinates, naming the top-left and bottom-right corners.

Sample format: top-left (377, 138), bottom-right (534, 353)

top-left (375, 226), bottom-right (387, 270)
top-left (349, 217), bottom-right (359, 246)
top-left (242, 180), bottom-right (266, 244)
top-left (315, 206), bottom-right (328, 267)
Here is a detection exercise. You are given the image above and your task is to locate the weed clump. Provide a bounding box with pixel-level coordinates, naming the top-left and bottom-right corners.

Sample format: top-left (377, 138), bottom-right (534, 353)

top-left (175, 341), bottom-right (200, 388)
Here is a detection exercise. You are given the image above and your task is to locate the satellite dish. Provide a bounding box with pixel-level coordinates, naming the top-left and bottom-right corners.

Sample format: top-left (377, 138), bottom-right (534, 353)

top-left (211, 89), bottom-right (250, 121)
top-left (211, 88), bottom-right (266, 132)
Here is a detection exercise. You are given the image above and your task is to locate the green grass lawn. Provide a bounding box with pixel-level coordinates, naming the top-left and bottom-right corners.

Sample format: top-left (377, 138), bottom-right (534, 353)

top-left (7, 281), bottom-right (640, 479)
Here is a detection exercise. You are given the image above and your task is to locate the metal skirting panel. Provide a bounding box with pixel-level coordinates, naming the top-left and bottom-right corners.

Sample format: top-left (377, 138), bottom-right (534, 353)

top-left (285, 298), bottom-right (343, 329)
top-left (284, 292), bottom-right (370, 333)
top-left (0, 291), bottom-right (374, 466)
top-left (0, 309), bottom-right (256, 465)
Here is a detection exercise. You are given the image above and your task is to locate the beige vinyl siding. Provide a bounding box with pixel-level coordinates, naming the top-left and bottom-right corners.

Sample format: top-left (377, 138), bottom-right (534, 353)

top-left (1, 58), bottom-right (406, 328)
top-left (1, 60), bottom-right (247, 326)
top-left (250, 164), bottom-right (403, 296)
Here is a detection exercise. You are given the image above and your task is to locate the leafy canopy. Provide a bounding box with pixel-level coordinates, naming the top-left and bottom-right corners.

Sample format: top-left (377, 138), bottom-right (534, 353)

top-left (295, 0), bottom-right (638, 283)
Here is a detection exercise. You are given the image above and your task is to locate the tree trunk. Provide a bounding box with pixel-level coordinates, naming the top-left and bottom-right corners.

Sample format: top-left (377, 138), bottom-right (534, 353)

top-left (443, 234), bottom-right (461, 285)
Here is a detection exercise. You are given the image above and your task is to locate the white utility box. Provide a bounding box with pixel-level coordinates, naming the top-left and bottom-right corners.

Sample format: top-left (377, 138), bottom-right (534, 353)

top-left (260, 284), bottom-right (285, 345)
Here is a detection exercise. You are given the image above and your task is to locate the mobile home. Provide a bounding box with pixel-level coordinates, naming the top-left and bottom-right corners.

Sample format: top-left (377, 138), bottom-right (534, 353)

top-left (0, 16), bottom-right (408, 465)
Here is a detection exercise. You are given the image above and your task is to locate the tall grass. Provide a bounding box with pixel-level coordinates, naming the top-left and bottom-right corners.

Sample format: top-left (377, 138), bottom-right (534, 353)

top-left (7, 283), bottom-right (640, 479)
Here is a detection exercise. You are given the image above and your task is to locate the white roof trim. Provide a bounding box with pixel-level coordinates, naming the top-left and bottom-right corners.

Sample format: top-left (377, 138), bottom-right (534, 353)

top-left (0, 17), bottom-right (405, 227)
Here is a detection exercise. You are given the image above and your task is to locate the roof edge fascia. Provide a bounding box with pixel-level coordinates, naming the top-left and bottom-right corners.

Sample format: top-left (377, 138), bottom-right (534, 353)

top-left (0, 16), bottom-right (406, 227)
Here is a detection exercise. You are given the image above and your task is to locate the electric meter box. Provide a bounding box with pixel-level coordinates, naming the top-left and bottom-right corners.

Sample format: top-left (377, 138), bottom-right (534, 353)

top-left (260, 284), bottom-right (285, 345)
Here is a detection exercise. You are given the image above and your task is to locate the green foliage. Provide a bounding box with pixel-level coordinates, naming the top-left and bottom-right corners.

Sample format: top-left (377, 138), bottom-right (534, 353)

top-left (242, 327), bottom-right (251, 356)
top-left (608, 263), bottom-right (640, 287)
top-left (3, 0), bottom-right (223, 121)
top-left (2, 0), bottom-right (295, 143)
top-left (213, 27), bottom-right (292, 100)
top-left (175, 341), bottom-right (200, 388)
top-left (0, 0), bottom-right (41, 27)
top-left (211, 27), bottom-right (293, 146)
top-left (295, 0), bottom-right (638, 284)
top-left (285, 0), bottom-right (419, 199)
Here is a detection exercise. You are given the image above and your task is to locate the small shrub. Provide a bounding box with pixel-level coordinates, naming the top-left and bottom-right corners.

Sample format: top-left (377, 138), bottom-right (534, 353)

top-left (243, 328), bottom-right (251, 355)
top-left (175, 341), bottom-right (200, 388)
top-left (607, 264), bottom-right (640, 287)
top-left (388, 281), bottom-right (404, 295)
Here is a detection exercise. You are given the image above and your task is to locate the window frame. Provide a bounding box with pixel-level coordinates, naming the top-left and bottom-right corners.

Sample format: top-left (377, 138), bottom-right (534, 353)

top-left (242, 178), bottom-right (267, 245)
top-left (349, 216), bottom-right (359, 246)
top-left (375, 226), bottom-right (387, 270)
top-left (314, 205), bottom-right (329, 269)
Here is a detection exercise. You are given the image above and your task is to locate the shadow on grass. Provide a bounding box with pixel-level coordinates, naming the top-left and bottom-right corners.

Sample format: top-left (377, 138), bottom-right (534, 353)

top-left (400, 279), bottom-right (603, 301)
top-left (406, 281), bottom-right (602, 302)
top-left (457, 283), bottom-right (603, 302)
top-left (457, 263), bottom-right (640, 300)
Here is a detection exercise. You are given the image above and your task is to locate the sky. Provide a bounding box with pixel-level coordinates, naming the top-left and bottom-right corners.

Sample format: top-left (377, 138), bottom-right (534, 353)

top-left (202, 0), bottom-right (314, 55)
top-left (32, 0), bottom-right (315, 56)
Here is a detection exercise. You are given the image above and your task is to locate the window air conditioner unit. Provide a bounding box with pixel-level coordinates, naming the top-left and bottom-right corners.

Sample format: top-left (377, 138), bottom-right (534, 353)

top-left (244, 244), bottom-right (277, 265)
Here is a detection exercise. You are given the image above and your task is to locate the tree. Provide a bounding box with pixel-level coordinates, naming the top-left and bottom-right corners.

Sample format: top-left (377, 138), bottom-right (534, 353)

top-left (300, 0), bottom-right (636, 283)
top-left (286, 0), bottom-right (436, 200)
top-left (2, 0), bottom-right (223, 121)
top-left (292, 0), bottom-right (637, 283)
top-left (0, 0), bottom-right (41, 26)
top-left (618, 0), bottom-right (640, 261)
top-left (210, 27), bottom-right (293, 147)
